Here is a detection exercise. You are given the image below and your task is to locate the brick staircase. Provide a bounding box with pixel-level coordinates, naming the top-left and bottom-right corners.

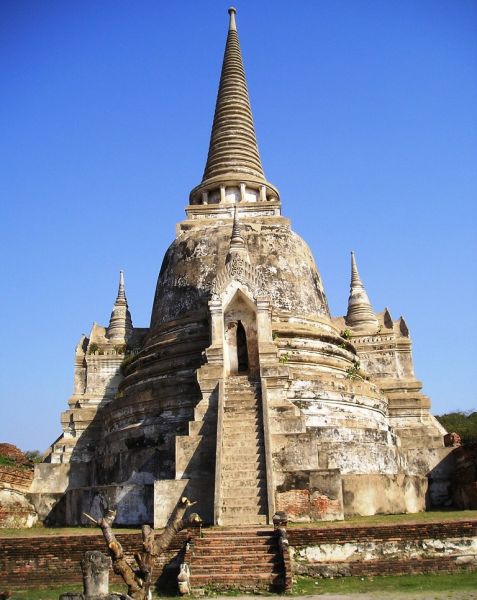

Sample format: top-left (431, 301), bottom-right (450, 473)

top-left (219, 376), bottom-right (268, 526)
top-left (189, 527), bottom-right (286, 592)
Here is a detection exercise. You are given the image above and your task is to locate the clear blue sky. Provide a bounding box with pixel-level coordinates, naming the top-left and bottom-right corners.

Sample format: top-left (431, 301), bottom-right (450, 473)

top-left (1, 0), bottom-right (476, 452)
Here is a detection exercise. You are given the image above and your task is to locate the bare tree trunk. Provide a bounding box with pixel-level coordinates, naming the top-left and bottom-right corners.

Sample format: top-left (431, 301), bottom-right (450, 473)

top-left (85, 496), bottom-right (201, 600)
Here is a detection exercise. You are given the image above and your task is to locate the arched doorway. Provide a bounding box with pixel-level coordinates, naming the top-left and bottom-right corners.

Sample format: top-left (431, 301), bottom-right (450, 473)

top-left (236, 320), bottom-right (249, 372)
top-left (223, 290), bottom-right (258, 376)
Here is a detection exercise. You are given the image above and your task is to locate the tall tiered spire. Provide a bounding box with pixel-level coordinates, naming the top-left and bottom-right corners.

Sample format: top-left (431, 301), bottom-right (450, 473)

top-left (189, 8), bottom-right (279, 207)
top-left (107, 271), bottom-right (133, 341)
top-left (345, 252), bottom-right (379, 331)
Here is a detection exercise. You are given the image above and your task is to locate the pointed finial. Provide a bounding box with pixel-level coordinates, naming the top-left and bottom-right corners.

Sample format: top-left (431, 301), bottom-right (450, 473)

top-left (228, 7), bottom-right (237, 31)
top-left (116, 270), bottom-right (126, 303)
top-left (350, 251), bottom-right (363, 288)
top-left (231, 206), bottom-right (243, 243)
top-left (226, 206), bottom-right (249, 263)
top-left (345, 252), bottom-right (379, 331)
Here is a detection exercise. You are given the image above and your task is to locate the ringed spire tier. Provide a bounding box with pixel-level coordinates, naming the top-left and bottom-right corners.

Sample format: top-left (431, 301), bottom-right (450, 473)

top-left (345, 252), bottom-right (379, 332)
top-left (189, 8), bottom-right (280, 208)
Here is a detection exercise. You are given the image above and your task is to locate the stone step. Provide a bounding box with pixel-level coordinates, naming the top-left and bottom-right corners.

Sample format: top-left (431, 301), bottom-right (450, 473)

top-left (193, 547), bottom-right (276, 557)
top-left (223, 413), bottom-right (261, 421)
top-left (191, 566), bottom-right (282, 576)
top-left (224, 405), bottom-right (259, 412)
top-left (223, 430), bottom-right (262, 439)
top-left (222, 438), bottom-right (264, 448)
top-left (222, 425), bottom-right (260, 433)
top-left (222, 457), bottom-right (264, 467)
top-left (192, 552), bottom-right (283, 574)
top-left (223, 413), bottom-right (260, 421)
top-left (191, 557), bottom-right (281, 567)
top-left (220, 502), bottom-right (267, 511)
top-left (190, 573), bottom-right (280, 585)
top-left (222, 456), bottom-right (264, 466)
top-left (222, 447), bottom-right (263, 456)
top-left (195, 537), bottom-right (276, 546)
top-left (221, 478), bottom-right (265, 488)
top-left (223, 411), bottom-right (261, 418)
top-left (221, 464), bottom-right (266, 475)
top-left (220, 487), bottom-right (266, 497)
top-left (221, 490), bottom-right (267, 500)
top-left (225, 382), bottom-right (259, 390)
top-left (192, 543), bottom-right (277, 552)
top-left (218, 514), bottom-right (269, 526)
top-left (222, 426), bottom-right (263, 439)
top-left (221, 501), bottom-right (267, 510)
top-left (220, 495), bottom-right (266, 505)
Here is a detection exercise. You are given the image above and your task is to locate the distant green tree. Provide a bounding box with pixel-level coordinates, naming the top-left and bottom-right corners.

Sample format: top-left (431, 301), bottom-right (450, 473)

top-left (435, 411), bottom-right (477, 445)
top-left (25, 449), bottom-right (43, 463)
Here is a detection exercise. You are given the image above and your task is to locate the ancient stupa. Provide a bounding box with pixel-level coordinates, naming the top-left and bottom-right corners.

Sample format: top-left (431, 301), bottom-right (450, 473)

top-left (30, 8), bottom-right (450, 526)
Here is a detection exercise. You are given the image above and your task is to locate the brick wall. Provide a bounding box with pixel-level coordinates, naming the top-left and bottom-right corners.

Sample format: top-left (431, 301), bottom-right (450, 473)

top-left (287, 520), bottom-right (477, 545)
top-left (0, 531), bottom-right (189, 589)
top-left (0, 466), bottom-right (33, 492)
top-left (0, 522), bottom-right (476, 589)
top-left (289, 521), bottom-right (477, 578)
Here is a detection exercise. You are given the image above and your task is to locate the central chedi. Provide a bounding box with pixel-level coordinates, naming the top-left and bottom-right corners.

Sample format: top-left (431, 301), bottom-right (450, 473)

top-left (32, 8), bottom-right (449, 527)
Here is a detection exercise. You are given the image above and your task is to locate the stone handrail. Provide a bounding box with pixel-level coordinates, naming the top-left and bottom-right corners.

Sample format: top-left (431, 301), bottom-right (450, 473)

top-left (213, 378), bottom-right (225, 525)
top-left (260, 377), bottom-right (275, 523)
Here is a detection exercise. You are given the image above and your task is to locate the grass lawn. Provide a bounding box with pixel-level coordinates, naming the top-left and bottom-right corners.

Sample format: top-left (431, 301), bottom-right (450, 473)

top-left (293, 572), bottom-right (477, 595)
top-left (286, 509), bottom-right (477, 529)
top-left (0, 525), bottom-right (140, 538)
top-left (8, 572), bottom-right (477, 598)
top-left (6, 584), bottom-right (126, 599)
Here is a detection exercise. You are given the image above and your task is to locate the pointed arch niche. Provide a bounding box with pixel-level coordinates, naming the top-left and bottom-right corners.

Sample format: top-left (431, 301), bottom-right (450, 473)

top-left (223, 289), bottom-right (259, 376)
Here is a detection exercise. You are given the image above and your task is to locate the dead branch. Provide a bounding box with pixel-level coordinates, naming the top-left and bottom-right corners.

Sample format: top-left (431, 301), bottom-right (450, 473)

top-left (84, 495), bottom-right (201, 600)
top-left (154, 497), bottom-right (202, 555)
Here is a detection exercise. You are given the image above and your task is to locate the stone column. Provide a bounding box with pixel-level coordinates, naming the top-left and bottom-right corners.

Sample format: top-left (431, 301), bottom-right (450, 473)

top-left (81, 551), bottom-right (111, 597)
top-left (209, 299), bottom-right (223, 346)
top-left (240, 182), bottom-right (246, 202)
top-left (256, 296), bottom-right (277, 363)
top-left (206, 298), bottom-right (224, 364)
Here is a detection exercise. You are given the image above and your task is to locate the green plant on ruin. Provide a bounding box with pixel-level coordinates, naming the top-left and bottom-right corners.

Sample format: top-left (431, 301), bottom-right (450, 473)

top-left (279, 352), bottom-right (290, 364)
top-left (340, 328), bottom-right (351, 340)
top-left (346, 359), bottom-right (361, 379)
top-left (120, 353), bottom-right (136, 375)
top-left (0, 455), bottom-right (16, 467)
top-left (88, 342), bottom-right (99, 354)
top-left (272, 331), bottom-right (279, 341)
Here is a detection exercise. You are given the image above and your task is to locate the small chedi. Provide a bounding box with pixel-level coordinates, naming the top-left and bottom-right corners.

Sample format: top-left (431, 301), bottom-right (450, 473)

top-left (30, 8), bottom-right (452, 527)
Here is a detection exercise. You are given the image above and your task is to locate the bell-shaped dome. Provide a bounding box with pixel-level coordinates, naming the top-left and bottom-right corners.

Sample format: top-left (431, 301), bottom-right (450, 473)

top-left (150, 217), bottom-right (329, 331)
